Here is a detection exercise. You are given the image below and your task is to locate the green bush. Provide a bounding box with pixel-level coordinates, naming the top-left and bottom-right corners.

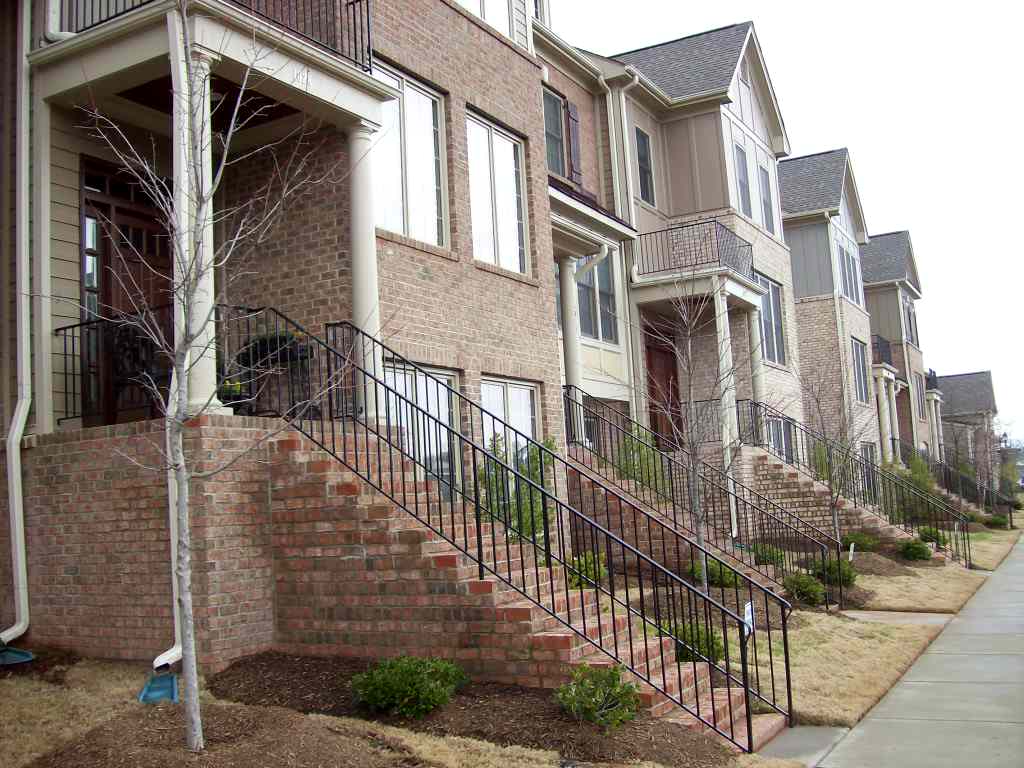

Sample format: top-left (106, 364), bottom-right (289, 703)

top-left (987, 515), bottom-right (1008, 529)
top-left (478, 435), bottom-right (557, 543)
top-left (906, 452), bottom-right (937, 496)
top-left (567, 551), bottom-right (607, 590)
top-left (899, 539), bottom-right (932, 561)
top-left (816, 558), bottom-right (857, 587)
top-left (752, 544), bottom-right (785, 568)
top-left (658, 620), bottom-right (725, 663)
top-left (841, 531), bottom-right (879, 552)
top-left (1013, 498), bottom-right (1023, 511)
top-left (918, 526), bottom-right (948, 546)
top-left (614, 426), bottom-right (667, 494)
top-left (351, 656), bottom-right (467, 719)
top-left (783, 573), bottom-right (825, 606)
top-left (687, 558), bottom-right (739, 588)
top-left (554, 664), bottom-right (639, 731)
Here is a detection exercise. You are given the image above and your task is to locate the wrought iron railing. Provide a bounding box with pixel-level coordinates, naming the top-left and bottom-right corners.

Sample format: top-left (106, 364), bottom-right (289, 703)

top-left (623, 220), bottom-right (754, 280)
top-left (54, 306), bottom-right (174, 424)
top-left (564, 386), bottom-right (843, 605)
top-left (58, 0), bottom-right (373, 71)
top-left (208, 307), bottom-right (794, 749)
top-left (871, 334), bottom-right (892, 367)
top-left (900, 440), bottom-right (1015, 524)
top-left (739, 401), bottom-right (971, 566)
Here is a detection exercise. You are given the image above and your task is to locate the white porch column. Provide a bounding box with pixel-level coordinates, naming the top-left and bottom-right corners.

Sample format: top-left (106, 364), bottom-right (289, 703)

top-left (185, 49), bottom-right (226, 415)
top-left (925, 393), bottom-right (940, 460)
top-left (889, 380), bottom-right (902, 464)
top-left (714, 281), bottom-right (738, 453)
top-left (935, 398), bottom-right (945, 460)
top-left (348, 121), bottom-right (383, 415)
top-left (875, 371), bottom-right (892, 464)
top-left (558, 254), bottom-right (583, 391)
top-left (746, 305), bottom-right (766, 406)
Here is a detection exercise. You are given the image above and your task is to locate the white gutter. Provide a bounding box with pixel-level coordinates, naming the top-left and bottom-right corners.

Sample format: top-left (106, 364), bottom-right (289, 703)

top-left (619, 68), bottom-right (640, 227)
top-left (2, 0), bottom-right (33, 648)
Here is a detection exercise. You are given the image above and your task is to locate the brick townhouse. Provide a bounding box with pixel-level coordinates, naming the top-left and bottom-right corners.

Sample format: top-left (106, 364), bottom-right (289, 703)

top-left (776, 148), bottom-right (881, 464)
top-left (938, 370), bottom-right (1000, 494)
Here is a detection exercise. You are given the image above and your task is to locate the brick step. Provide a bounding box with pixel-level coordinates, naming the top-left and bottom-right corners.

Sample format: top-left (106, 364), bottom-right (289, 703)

top-left (663, 686), bottom-right (749, 736)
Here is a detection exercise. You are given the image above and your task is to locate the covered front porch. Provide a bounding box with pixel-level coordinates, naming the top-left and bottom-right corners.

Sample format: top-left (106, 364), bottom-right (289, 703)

top-left (30, 0), bottom-right (395, 431)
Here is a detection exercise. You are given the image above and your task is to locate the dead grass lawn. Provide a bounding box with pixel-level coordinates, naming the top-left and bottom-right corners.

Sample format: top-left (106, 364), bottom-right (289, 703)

top-left (855, 563), bottom-right (986, 613)
top-left (769, 611), bottom-right (940, 727)
top-left (969, 528), bottom-right (1021, 571)
top-left (0, 659), bottom-right (145, 768)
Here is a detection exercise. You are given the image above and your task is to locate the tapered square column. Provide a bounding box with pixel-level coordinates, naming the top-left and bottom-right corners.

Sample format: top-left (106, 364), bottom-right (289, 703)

top-left (714, 280), bottom-right (738, 453)
top-left (874, 368), bottom-right (892, 463)
top-left (888, 379), bottom-right (902, 464)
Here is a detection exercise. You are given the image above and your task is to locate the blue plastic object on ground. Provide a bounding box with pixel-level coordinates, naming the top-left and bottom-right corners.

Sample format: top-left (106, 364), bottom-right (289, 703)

top-left (138, 672), bottom-right (179, 704)
top-left (0, 645), bottom-right (34, 666)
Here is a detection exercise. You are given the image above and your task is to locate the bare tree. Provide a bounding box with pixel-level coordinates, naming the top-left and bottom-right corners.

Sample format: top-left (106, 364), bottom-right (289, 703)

top-left (67, 1), bottom-right (386, 751)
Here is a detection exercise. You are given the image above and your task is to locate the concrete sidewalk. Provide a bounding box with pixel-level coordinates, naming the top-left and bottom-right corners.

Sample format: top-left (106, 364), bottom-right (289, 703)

top-left (816, 537), bottom-right (1024, 767)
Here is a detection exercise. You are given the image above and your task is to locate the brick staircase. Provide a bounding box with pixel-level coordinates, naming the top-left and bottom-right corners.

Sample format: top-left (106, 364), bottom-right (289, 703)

top-left (269, 431), bottom-right (784, 749)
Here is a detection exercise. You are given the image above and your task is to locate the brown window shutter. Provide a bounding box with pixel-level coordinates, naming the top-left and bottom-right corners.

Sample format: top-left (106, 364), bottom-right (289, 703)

top-left (566, 101), bottom-right (582, 185)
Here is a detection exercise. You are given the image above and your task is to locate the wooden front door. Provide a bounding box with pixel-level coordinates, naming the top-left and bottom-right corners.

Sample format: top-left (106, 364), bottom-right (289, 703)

top-left (80, 160), bottom-right (173, 426)
top-left (646, 342), bottom-right (680, 445)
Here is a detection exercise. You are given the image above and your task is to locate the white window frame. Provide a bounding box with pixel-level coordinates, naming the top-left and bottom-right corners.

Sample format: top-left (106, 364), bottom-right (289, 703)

top-left (734, 142), bottom-right (752, 217)
top-left (457, 0), bottom-right (513, 38)
top-left (467, 113), bottom-right (529, 274)
top-left (372, 63), bottom-right (448, 247)
top-left (480, 377), bottom-right (540, 456)
top-left (903, 295), bottom-right (920, 346)
top-left (915, 372), bottom-right (927, 421)
top-left (852, 337), bottom-right (870, 403)
top-left (542, 88), bottom-right (567, 178)
top-left (755, 271), bottom-right (786, 365)
top-left (574, 256), bottom-right (619, 345)
top-left (758, 163), bottom-right (774, 235)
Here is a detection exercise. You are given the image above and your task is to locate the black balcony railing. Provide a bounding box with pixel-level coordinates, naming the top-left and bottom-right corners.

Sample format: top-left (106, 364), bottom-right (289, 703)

top-left (871, 335), bottom-right (892, 367)
top-left (59, 0), bottom-right (373, 72)
top-left (623, 220), bottom-right (754, 281)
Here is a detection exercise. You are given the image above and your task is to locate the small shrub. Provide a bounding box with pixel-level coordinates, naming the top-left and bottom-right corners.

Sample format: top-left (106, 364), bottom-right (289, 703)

top-left (567, 551), bottom-right (607, 589)
top-left (841, 531), bottom-right (879, 552)
top-left (752, 544), bottom-right (785, 568)
top-left (899, 539), bottom-right (932, 561)
top-left (614, 426), bottom-right (667, 494)
top-left (352, 656), bottom-right (467, 719)
top-left (816, 558), bottom-right (857, 587)
top-left (687, 558), bottom-right (739, 588)
top-left (658, 620), bottom-right (725, 663)
top-left (987, 515), bottom-right (1009, 529)
top-left (918, 526), bottom-right (948, 546)
top-left (968, 511), bottom-right (986, 524)
top-left (554, 664), bottom-right (639, 731)
top-left (783, 573), bottom-right (825, 606)
top-left (1013, 498), bottom-right (1023, 511)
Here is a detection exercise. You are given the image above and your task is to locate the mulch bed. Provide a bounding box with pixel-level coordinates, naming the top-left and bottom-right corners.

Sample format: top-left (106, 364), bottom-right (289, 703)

top-left (848, 552), bottom-right (915, 577)
top-left (208, 652), bottom-right (733, 767)
top-left (0, 645), bottom-right (79, 685)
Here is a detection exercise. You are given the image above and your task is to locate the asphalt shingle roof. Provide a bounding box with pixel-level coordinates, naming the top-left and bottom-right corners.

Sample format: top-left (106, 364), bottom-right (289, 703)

top-left (937, 372), bottom-right (997, 417)
top-left (777, 149), bottom-right (848, 217)
top-left (861, 231), bottom-right (915, 287)
top-left (613, 22), bottom-right (752, 101)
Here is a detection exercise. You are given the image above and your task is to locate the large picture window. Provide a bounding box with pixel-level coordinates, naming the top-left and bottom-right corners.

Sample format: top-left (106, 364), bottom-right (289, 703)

top-left (754, 272), bottom-right (786, 365)
top-left (852, 337), bottom-right (870, 403)
top-left (467, 115), bottom-right (527, 273)
top-left (372, 65), bottom-right (445, 246)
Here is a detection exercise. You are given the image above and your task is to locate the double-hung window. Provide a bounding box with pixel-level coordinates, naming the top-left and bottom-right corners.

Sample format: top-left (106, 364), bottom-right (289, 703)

top-left (480, 378), bottom-right (538, 460)
top-left (758, 164), bottom-right (774, 234)
top-left (543, 90), bottom-right (566, 177)
top-left (574, 257), bottom-right (618, 344)
top-left (734, 143), bottom-right (752, 217)
top-left (754, 272), bottom-right (786, 365)
top-left (904, 296), bottom-right (919, 346)
top-left (372, 65), bottom-right (445, 246)
top-left (385, 367), bottom-right (459, 496)
top-left (852, 338), bottom-right (870, 403)
top-left (467, 114), bottom-right (527, 273)
top-left (456, 0), bottom-right (511, 37)
top-left (836, 242), bottom-right (863, 306)
top-left (635, 127), bottom-right (655, 205)
top-left (915, 372), bottom-right (927, 420)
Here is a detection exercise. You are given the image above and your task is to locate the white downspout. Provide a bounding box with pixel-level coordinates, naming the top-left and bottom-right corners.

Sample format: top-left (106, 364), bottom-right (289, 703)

top-left (44, 1), bottom-right (76, 42)
top-left (597, 74), bottom-right (622, 220)
top-left (619, 68), bottom-right (641, 228)
top-left (152, 8), bottom-right (189, 671)
top-left (2, 0), bottom-right (33, 648)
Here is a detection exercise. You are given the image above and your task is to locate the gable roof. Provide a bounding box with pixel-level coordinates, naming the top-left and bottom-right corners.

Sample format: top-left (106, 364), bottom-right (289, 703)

top-left (937, 371), bottom-right (998, 417)
top-left (778, 149), bottom-right (848, 217)
top-left (861, 230), bottom-right (921, 292)
top-left (613, 22), bottom-right (752, 101)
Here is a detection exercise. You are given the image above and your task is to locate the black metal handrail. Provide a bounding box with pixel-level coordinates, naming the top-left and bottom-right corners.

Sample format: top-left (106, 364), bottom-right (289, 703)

top-left (900, 440), bottom-right (1015, 523)
top-left (58, 0), bottom-right (373, 72)
top-left (871, 334), bottom-right (892, 367)
top-left (209, 307), bottom-right (795, 749)
top-left (564, 386), bottom-right (843, 605)
top-left (54, 306), bottom-right (174, 424)
top-left (623, 220), bottom-right (754, 280)
top-left (739, 401), bottom-right (972, 566)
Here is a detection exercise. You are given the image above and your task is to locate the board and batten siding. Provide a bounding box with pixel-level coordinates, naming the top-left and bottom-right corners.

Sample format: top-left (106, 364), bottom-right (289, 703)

top-left (662, 110), bottom-right (728, 217)
top-left (864, 285), bottom-right (903, 344)
top-left (784, 219), bottom-right (833, 298)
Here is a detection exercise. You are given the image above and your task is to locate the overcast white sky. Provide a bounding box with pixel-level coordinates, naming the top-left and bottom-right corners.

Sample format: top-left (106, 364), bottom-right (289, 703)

top-left (551, 0), bottom-right (1023, 439)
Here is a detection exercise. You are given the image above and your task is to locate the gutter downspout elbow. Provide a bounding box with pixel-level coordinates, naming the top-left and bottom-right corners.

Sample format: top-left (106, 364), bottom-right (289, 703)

top-left (3, 0), bottom-right (33, 648)
top-left (44, 2), bottom-right (75, 43)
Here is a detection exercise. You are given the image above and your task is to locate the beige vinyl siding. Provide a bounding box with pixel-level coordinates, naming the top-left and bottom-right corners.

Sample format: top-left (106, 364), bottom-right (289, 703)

top-left (785, 219), bottom-right (833, 298)
top-left (662, 110), bottom-right (728, 216)
top-left (864, 285), bottom-right (902, 343)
